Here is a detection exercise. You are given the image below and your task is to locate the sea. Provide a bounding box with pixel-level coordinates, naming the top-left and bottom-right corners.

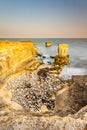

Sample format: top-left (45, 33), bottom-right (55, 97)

top-left (0, 38), bottom-right (87, 79)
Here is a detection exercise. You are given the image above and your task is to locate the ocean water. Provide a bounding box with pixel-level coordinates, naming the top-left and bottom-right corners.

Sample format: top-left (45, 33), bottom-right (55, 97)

top-left (1, 38), bottom-right (87, 78)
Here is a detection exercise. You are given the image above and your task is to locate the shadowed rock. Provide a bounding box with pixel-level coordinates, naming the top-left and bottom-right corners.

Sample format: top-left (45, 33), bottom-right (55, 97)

top-left (55, 75), bottom-right (87, 116)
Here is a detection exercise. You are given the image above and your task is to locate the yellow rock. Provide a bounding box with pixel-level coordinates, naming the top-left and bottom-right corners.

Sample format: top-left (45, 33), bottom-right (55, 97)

top-left (45, 42), bottom-right (52, 47)
top-left (0, 40), bottom-right (41, 82)
top-left (41, 105), bottom-right (48, 113)
top-left (0, 89), bottom-right (23, 110)
top-left (58, 44), bottom-right (68, 57)
top-left (54, 55), bottom-right (70, 65)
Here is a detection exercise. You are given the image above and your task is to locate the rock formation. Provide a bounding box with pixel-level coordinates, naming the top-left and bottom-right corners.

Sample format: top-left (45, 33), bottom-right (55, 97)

top-left (0, 41), bottom-right (86, 130)
top-left (55, 75), bottom-right (87, 116)
top-left (0, 73), bottom-right (87, 130)
top-left (55, 44), bottom-right (70, 65)
top-left (45, 42), bottom-right (52, 47)
top-left (6, 64), bottom-right (61, 111)
top-left (0, 40), bottom-right (42, 84)
top-left (58, 44), bottom-right (68, 57)
top-left (52, 44), bottom-right (70, 73)
top-left (54, 55), bottom-right (70, 65)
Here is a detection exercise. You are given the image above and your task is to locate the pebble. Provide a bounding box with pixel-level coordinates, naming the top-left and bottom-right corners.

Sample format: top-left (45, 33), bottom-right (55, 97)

top-left (7, 66), bottom-right (66, 112)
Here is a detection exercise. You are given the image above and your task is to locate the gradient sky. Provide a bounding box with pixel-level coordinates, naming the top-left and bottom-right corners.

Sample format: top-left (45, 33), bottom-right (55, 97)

top-left (0, 0), bottom-right (87, 38)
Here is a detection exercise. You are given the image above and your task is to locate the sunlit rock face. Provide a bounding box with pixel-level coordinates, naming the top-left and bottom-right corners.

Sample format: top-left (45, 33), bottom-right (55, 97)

top-left (58, 44), bottom-right (68, 57)
top-left (54, 44), bottom-right (70, 69)
top-left (45, 42), bottom-right (52, 47)
top-left (0, 40), bottom-right (41, 83)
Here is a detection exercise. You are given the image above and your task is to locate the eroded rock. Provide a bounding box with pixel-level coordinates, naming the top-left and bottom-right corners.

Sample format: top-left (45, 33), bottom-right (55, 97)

top-left (45, 42), bottom-right (52, 47)
top-left (55, 75), bottom-right (87, 116)
top-left (6, 65), bottom-right (62, 111)
top-left (0, 40), bottom-right (41, 84)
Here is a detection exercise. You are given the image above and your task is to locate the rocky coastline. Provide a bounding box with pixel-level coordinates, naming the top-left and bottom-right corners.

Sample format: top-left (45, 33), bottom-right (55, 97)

top-left (0, 41), bottom-right (87, 130)
top-left (0, 64), bottom-right (87, 130)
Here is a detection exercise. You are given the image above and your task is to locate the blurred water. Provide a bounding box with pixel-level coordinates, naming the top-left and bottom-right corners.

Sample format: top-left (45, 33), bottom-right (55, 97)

top-left (33, 38), bottom-right (87, 78)
top-left (1, 38), bottom-right (87, 77)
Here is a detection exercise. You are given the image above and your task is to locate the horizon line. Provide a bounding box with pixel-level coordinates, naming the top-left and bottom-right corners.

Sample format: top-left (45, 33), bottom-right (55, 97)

top-left (0, 37), bottom-right (87, 39)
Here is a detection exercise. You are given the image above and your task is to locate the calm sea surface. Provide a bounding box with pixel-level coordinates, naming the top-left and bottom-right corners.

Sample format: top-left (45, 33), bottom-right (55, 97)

top-left (1, 38), bottom-right (87, 78)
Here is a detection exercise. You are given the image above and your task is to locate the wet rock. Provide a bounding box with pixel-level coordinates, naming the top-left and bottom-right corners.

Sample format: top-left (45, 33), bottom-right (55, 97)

top-left (36, 50), bottom-right (43, 57)
top-left (54, 55), bottom-right (70, 66)
top-left (47, 61), bottom-right (51, 64)
top-left (42, 56), bottom-right (46, 59)
top-left (50, 55), bottom-right (55, 59)
top-left (45, 42), bottom-right (52, 47)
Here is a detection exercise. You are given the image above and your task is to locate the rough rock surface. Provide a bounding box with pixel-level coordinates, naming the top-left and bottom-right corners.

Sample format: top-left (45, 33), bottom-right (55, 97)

top-left (45, 42), bottom-right (52, 47)
top-left (0, 108), bottom-right (86, 130)
top-left (0, 40), bottom-right (41, 84)
top-left (6, 65), bottom-right (65, 111)
top-left (0, 100), bottom-right (87, 130)
top-left (73, 105), bottom-right (87, 120)
top-left (0, 40), bottom-right (87, 129)
top-left (0, 73), bottom-right (87, 129)
top-left (55, 75), bottom-right (87, 116)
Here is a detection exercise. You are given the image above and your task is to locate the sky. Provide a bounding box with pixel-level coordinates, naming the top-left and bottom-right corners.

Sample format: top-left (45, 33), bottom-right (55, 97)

top-left (0, 0), bottom-right (87, 38)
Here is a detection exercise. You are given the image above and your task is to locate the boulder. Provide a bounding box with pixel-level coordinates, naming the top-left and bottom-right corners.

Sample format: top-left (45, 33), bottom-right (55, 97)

top-left (58, 44), bottom-right (68, 57)
top-left (55, 75), bottom-right (87, 116)
top-left (53, 44), bottom-right (70, 67)
top-left (45, 42), bottom-right (52, 47)
top-left (73, 105), bottom-right (87, 119)
top-left (54, 55), bottom-right (70, 65)
top-left (50, 55), bottom-right (55, 58)
top-left (0, 110), bottom-right (87, 130)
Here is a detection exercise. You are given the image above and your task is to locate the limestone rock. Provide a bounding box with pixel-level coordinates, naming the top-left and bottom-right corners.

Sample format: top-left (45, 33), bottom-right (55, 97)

top-left (55, 75), bottom-right (87, 116)
top-left (54, 55), bottom-right (70, 65)
top-left (0, 112), bottom-right (86, 130)
top-left (41, 105), bottom-right (48, 113)
top-left (45, 42), bottom-right (52, 47)
top-left (58, 44), bottom-right (68, 57)
top-left (53, 44), bottom-right (70, 68)
top-left (0, 40), bottom-right (41, 84)
top-left (73, 105), bottom-right (87, 120)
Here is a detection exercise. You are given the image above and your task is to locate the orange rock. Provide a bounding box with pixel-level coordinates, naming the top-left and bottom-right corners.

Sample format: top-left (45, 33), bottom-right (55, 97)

top-left (0, 40), bottom-right (41, 82)
top-left (58, 44), bottom-right (68, 57)
top-left (45, 42), bottom-right (52, 47)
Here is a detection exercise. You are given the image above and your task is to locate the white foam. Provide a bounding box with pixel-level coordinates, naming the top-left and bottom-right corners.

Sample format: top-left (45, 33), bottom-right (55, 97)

top-left (60, 66), bottom-right (87, 80)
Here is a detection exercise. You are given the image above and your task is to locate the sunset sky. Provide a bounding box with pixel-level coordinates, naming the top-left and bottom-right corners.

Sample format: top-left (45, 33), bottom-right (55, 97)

top-left (0, 0), bottom-right (87, 38)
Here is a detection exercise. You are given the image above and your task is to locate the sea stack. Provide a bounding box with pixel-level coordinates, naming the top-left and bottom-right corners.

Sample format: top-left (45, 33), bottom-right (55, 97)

top-left (45, 42), bottom-right (52, 47)
top-left (54, 44), bottom-right (70, 65)
top-left (58, 44), bottom-right (68, 57)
